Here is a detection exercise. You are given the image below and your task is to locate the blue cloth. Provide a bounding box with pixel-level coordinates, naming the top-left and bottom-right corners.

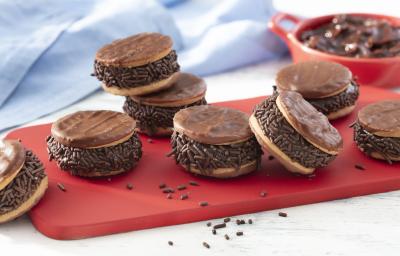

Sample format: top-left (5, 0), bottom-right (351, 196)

top-left (0, 0), bottom-right (286, 132)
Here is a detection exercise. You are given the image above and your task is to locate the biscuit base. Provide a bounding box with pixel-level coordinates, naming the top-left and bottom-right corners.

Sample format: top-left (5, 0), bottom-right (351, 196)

top-left (249, 115), bottom-right (314, 175)
top-left (183, 160), bottom-right (257, 179)
top-left (135, 127), bottom-right (174, 137)
top-left (357, 146), bottom-right (400, 162)
top-left (102, 74), bottom-right (177, 96)
top-left (70, 168), bottom-right (131, 178)
top-left (0, 176), bottom-right (48, 224)
top-left (327, 105), bottom-right (356, 120)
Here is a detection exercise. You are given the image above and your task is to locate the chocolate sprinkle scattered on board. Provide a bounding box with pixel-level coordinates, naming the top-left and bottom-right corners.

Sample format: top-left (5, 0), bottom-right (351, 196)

top-left (94, 50), bottom-right (180, 89)
top-left (126, 183), bottom-right (133, 190)
top-left (47, 134), bottom-right (142, 176)
top-left (168, 241), bottom-right (173, 246)
top-left (254, 92), bottom-right (336, 168)
top-left (260, 191), bottom-right (267, 197)
top-left (177, 185), bottom-right (186, 191)
top-left (224, 234), bottom-right (230, 240)
top-left (355, 164), bottom-right (365, 170)
top-left (268, 155), bottom-right (274, 160)
top-left (207, 222), bottom-right (212, 227)
top-left (163, 188), bottom-right (175, 193)
top-left (353, 122), bottom-right (400, 164)
top-left (169, 132), bottom-right (262, 174)
top-left (124, 97), bottom-right (206, 136)
top-left (159, 183), bottom-right (166, 189)
top-left (199, 201), bottom-right (208, 207)
top-left (279, 212), bottom-right (288, 217)
top-left (236, 231), bottom-right (244, 236)
top-left (248, 219), bottom-right (253, 224)
top-left (57, 183), bottom-right (66, 192)
top-left (308, 82), bottom-right (359, 115)
top-left (212, 229), bottom-right (216, 235)
top-left (189, 181), bottom-right (199, 186)
top-left (180, 194), bottom-right (188, 200)
top-left (0, 150), bottom-right (46, 215)
top-left (203, 242), bottom-right (210, 249)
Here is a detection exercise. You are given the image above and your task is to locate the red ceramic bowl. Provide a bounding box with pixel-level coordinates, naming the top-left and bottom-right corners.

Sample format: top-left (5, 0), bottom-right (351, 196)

top-left (268, 13), bottom-right (400, 88)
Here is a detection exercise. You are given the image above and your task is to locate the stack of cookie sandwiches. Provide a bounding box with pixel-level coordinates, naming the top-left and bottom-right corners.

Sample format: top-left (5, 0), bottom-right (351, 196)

top-left (47, 110), bottom-right (142, 177)
top-left (250, 89), bottom-right (343, 175)
top-left (1, 139), bottom-right (47, 223)
top-left (93, 32), bottom-right (208, 136)
top-left (169, 105), bottom-right (263, 178)
top-left (352, 100), bottom-right (400, 164)
top-left (276, 61), bottom-right (359, 120)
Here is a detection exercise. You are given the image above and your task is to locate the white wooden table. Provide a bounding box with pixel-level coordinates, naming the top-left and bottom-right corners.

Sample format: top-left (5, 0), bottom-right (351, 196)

top-left (1, 59), bottom-right (400, 256)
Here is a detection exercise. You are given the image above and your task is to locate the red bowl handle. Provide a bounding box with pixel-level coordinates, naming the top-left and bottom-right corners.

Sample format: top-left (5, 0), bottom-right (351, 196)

top-left (268, 13), bottom-right (301, 44)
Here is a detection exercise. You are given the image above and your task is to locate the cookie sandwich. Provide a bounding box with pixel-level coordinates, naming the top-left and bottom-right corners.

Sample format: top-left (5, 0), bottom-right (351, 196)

top-left (0, 139), bottom-right (47, 223)
top-left (47, 110), bottom-right (142, 177)
top-left (94, 32), bottom-right (180, 96)
top-left (352, 100), bottom-right (400, 163)
top-left (123, 72), bottom-right (207, 136)
top-left (169, 105), bottom-right (262, 178)
top-left (276, 61), bottom-right (359, 120)
top-left (249, 90), bottom-right (343, 175)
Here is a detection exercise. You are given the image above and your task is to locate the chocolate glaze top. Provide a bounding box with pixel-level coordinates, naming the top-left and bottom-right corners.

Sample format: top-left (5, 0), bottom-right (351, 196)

top-left (0, 139), bottom-right (25, 182)
top-left (51, 111), bottom-right (136, 148)
top-left (358, 100), bottom-right (400, 134)
top-left (277, 91), bottom-right (343, 153)
top-left (173, 105), bottom-right (253, 145)
top-left (95, 33), bottom-right (173, 67)
top-left (131, 73), bottom-right (207, 105)
top-left (276, 61), bottom-right (352, 99)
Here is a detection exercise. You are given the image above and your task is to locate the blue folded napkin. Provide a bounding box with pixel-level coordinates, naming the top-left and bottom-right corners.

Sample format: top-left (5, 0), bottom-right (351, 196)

top-left (0, 0), bottom-right (286, 132)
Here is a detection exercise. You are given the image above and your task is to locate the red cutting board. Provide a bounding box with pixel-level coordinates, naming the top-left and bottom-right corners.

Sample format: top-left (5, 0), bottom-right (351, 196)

top-left (5, 86), bottom-right (400, 240)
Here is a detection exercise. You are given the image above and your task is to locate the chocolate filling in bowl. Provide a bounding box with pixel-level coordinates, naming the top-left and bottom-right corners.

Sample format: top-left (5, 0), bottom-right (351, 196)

top-left (353, 122), bottom-right (400, 164)
top-left (301, 15), bottom-right (400, 58)
top-left (123, 97), bottom-right (207, 136)
top-left (0, 150), bottom-right (46, 215)
top-left (47, 133), bottom-right (142, 176)
top-left (94, 50), bottom-right (180, 89)
top-left (168, 131), bottom-right (262, 175)
top-left (308, 81), bottom-right (359, 115)
top-left (254, 92), bottom-right (336, 168)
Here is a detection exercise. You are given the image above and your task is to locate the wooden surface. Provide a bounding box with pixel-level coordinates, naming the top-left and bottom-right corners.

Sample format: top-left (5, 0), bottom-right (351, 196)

top-left (1, 59), bottom-right (400, 255)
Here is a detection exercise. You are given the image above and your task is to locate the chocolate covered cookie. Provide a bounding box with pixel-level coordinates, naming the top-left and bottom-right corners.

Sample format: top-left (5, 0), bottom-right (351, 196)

top-left (123, 72), bottom-right (207, 136)
top-left (47, 110), bottom-right (142, 177)
top-left (0, 139), bottom-right (47, 223)
top-left (250, 90), bottom-right (343, 175)
top-left (94, 33), bottom-right (180, 96)
top-left (168, 105), bottom-right (262, 178)
top-left (276, 61), bottom-right (359, 120)
top-left (352, 100), bottom-right (400, 163)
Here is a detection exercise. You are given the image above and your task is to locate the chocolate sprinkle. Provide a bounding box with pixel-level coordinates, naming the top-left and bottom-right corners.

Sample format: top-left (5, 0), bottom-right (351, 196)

top-left (123, 97), bottom-right (207, 136)
top-left (203, 242), bottom-right (210, 249)
top-left (355, 164), bottom-right (366, 170)
top-left (177, 184), bottom-right (186, 191)
top-left (159, 183), bottom-right (166, 189)
top-left (213, 223), bottom-right (226, 229)
top-left (0, 150), bottom-right (46, 215)
top-left (57, 183), bottom-right (66, 192)
top-left (168, 132), bottom-right (262, 174)
top-left (224, 234), bottom-right (230, 240)
top-left (94, 50), bottom-right (180, 88)
top-left (223, 217), bottom-right (231, 223)
top-left (168, 241), bottom-right (173, 246)
top-left (353, 122), bottom-right (400, 163)
top-left (307, 82), bottom-right (359, 115)
top-left (166, 193), bottom-right (172, 199)
top-left (260, 191), bottom-right (267, 197)
top-left (162, 187), bottom-right (175, 193)
top-left (207, 222), bottom-right (212, 227)
top-left (126, 183), bottom-right (133, 190)
top-left (254, 91), bottom-right (336, 168)
top-left (189, 181), bottom-right (199, 186)
top-left (180, 194), bottom-right (188, 200)
top-left (248, 219), bottom-right (253, 224)
top-left (212, 229), bottom-right (216, 235)
top-left (199, 201), bottom-right (208, 207)
top-left (279, 212), bottom-right (288, 217)
top-left (236, 231), bottom-right (244, 236)
top-left (47, 134), bottom-right (142, 176)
